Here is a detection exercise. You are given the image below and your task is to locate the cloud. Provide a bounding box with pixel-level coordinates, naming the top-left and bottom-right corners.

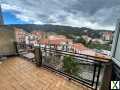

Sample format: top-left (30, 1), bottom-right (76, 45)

top-left (1, 0), bottom-right (120, 30)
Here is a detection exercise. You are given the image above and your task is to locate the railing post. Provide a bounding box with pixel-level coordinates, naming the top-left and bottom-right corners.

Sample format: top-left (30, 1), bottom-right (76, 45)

top-left (50, 44), bottom-right (51, 51)
top-left (45, 45), bottom-right (47, 63)
top-left (100, 62), bottom-right (112, 90)
top-left (92, 63), bottom-right (97, 86)
top-left (34, 46), bottom-right (42, 66)
top-left (14, 42), bottom-right (19, 55)
top-left (95, 63), bottom-right (101, 90)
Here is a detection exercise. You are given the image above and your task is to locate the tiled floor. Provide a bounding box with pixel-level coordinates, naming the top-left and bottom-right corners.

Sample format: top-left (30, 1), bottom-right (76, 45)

top-left (0, 57), bottom-right (90, 90)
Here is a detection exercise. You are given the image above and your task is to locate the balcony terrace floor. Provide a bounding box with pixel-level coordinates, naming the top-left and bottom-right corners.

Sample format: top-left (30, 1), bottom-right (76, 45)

top-left (0, 57), bottom-right (90, 90)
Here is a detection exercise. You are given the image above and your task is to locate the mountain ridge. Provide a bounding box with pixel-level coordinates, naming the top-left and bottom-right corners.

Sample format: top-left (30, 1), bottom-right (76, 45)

top-left (7, 24), bottom-right (114, 39)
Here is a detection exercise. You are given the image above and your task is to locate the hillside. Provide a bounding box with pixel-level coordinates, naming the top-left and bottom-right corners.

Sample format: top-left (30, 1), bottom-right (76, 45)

top-left (8, 24), bottom-right (114, 39)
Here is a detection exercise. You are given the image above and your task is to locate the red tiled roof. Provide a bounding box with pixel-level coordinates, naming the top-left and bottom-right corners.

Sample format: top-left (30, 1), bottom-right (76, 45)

top-left (32, 31), bottom-right (45, 36)
top-left (39, 39), bottom-right (62, 45)
top-left (40, 35), bottom-right (71, 45)
top-left (48, 35), bottom-right (67, 40)
top-left (72, 43), bottom-right (87, 51)
top-left (39, 39), bottom-right (49, 45)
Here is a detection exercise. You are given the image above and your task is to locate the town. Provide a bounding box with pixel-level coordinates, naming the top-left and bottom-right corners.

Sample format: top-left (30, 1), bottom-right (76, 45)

top-left (0, 1), bottom-right (119, 90)
top-left (14, 26), bottom-right (113, 59)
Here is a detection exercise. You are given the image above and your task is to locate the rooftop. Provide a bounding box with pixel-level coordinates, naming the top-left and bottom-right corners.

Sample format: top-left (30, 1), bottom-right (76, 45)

top-left (0, 57), bottom-right (90, 90)
top-left (72, 43), bottom-right (88, 51)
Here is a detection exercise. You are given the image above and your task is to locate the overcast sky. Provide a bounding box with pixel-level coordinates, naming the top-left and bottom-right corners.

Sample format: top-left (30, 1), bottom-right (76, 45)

top-left (1, 0), bottom-right (120, 30)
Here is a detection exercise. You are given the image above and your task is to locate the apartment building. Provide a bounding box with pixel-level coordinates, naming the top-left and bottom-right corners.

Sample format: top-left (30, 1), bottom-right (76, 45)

top-left (102, 32), bottom-right (113, 41)
top-left (32, 31), bottom-right (46, 39)
top-left (15, 27), bottom-right (27, 43)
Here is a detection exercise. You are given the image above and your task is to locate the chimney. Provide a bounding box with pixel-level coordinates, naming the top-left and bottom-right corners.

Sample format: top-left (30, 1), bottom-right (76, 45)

top-left (0, 5), bottom-right (4, 25)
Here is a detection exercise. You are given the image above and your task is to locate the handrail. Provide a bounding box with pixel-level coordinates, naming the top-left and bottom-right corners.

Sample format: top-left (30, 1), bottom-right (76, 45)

top-left (15, 42), bottom-right (111, 90)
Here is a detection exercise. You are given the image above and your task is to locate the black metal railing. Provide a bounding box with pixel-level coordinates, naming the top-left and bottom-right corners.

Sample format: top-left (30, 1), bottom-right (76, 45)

top-left (111, 62), bottom-right (120, 80)
top-left (15, 43), bottom-right (110, 90)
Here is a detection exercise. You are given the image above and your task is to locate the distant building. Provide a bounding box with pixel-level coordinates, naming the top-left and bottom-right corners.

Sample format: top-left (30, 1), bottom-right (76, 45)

top-left (71, 43), bottom-right (95, 56)
top-left (15, 27), bottom-right (27, 43)
top-left (72, 43), bottom-right (87, 53)
top-left (25, 33), bottom-right (39, 46)
top-left (81, 49), bottom-right (96, 56)
top-left (82, 35), bottom-right (92, 43)
top-left (39, 35), bottom-right (73, 51)
top-left (71, 43), bottom-right (110, 58)
top-left (48, 35), bottom-right (66, 40)
top-left (102, 32), bottom-right (113, 41)
top-left (15, 28), bottom-right (39, 46)
top-left (92, 38), bottom-right (105, 44)
top-left (32, 31), bottom-right (46, 39)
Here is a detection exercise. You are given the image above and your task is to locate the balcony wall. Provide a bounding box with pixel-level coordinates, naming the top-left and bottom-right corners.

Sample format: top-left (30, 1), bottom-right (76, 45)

top-left (0, 25), bottom-right (16, 56)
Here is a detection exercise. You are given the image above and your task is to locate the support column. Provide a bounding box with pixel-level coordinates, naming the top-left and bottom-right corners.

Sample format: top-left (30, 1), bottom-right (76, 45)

top-left (100, 62), bottom-right (112, 90)
top-left (34, 47), bottom-right (42, 66)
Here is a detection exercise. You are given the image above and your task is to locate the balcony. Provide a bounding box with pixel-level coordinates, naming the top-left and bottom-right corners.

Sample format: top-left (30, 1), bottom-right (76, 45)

top-left (0, 57), bottom-right (90, 90)
top-left (14, 43), bottom-right (111, 90)
top-left (0, 26), bottom-right (111, 90)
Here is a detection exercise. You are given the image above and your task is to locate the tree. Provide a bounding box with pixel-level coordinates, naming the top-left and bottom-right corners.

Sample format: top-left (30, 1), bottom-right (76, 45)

top-left (74, 37), bottom-right (86, 45)
top-left (63, 55), bottom-right (80, 75)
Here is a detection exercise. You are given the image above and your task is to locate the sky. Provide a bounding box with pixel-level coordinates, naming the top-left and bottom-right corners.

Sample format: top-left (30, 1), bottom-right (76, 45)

top-left (0, 0), bottom-right (120, 30)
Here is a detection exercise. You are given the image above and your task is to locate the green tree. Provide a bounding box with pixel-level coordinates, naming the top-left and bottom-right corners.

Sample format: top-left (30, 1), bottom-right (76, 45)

top-left (74, 37), bottom-right (86, 45)
top-left (63, 55), bottom-right (80, 75)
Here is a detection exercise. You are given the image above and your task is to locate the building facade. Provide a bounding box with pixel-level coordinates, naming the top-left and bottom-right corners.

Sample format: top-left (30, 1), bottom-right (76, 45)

top-left (111, 21), bottom-right (120, 80)
top-left (15, 27), bottom-right (27, 43)
top-left (25, 33), bottom-right (38, 46)
top-left (102, 32), bottom-right (113, 41)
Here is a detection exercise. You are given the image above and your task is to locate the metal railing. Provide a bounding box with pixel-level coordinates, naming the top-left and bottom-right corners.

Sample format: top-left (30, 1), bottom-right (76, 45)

top-left (15, 43), bottom-right (110, 90)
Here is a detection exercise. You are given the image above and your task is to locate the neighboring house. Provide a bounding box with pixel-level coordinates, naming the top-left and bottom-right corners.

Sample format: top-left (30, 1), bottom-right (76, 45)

top-left (72, 43), bottom-right (95, 56)
top-left (25, 33), bottom-right (39, 46)
top-left (72, 43), bottom-right (88, 54)
top-left (48, 35), bottom-right (67, 40)
top-left (32, 31), bottom-right (46, 39)
top-left (81, 49), bottom-right (96, 56)
top-left (102, 32), bottom-right (113, 41)
top-left (82, 35), bottom-right (92, 43)
top-left (72, 43), bottom-right (110, 59)
top-left (15, 27), bottom-right (27, 43)
top-left (92, 38), bottom-right (105, 44)
top-left (15, 28), bottom-right (39, 46)
top-left (39, 35), bottom-right (73, 51)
